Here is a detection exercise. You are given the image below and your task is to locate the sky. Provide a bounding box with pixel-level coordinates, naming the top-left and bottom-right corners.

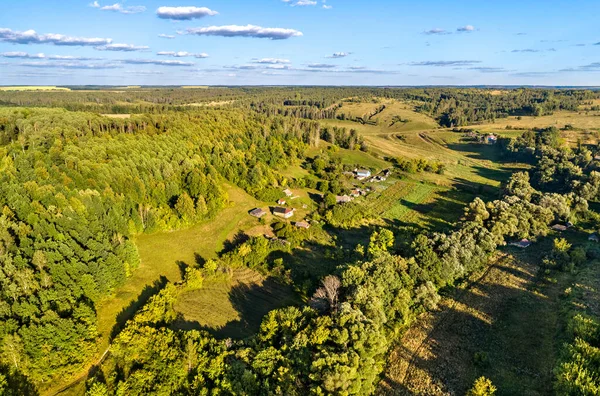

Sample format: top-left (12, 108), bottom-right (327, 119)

top-left (1, 0), bottom-right (600, 86)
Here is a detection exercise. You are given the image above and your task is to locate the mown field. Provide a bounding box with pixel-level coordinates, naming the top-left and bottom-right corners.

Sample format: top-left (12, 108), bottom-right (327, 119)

top-left (174, 268), bottom-right (300, 339)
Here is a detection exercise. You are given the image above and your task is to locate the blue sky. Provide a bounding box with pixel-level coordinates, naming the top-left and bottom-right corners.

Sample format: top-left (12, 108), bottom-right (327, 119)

top-left (1, 0), bottom-right (599, 86)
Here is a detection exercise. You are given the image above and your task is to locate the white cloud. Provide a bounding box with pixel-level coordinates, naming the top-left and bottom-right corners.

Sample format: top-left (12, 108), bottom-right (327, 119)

top-left (283, 0), bottom-right (317, 5)
top-left (266, 64), bottom-right (290, 69)
top-left (457, 25), bottom-right (475, 32)
top-left (121, 59), bottom-right (195, 66)
top-left (158, 34), bottom-right (175, 39)
top-left (423, 28), bottom-right (450, 35)
top-left (307, 63), bottom-right (336, 68)
top-left (409, 60), bottom-right (481, 66)
top-left (0, 28), bottom-right (112, 46)
top-left (90, 2), bottom-right (145, 14)
top-left (157, 51), bottom-right (209, 58)
top-left (156, 6), bottom-right (218, 20)
top-left (95, 43), bottom-right (149, 52)
top-left (323, 5), bottom-right (332, 9)
top-left (252, 58), bottom-right (291, 64)
top-left (327, 52), bottom-right (349, 58)
top-left (186, 25), bottom-right (303, 40)
top-left (0, 52), bottom-right (101, 60)
top-left (20, 61), bottom-right (121, 69)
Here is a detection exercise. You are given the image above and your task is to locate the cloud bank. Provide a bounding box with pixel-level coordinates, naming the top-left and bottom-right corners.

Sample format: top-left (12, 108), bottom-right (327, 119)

top-left (156, 6), bottom-right (218, 20)
top-left (186, 25), bottom-right (303, 40)
top-left (0, 28), bottom-right (112, 46)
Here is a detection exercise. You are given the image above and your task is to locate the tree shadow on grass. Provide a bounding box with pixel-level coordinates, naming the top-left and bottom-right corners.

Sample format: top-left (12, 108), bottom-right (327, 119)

top-left (392, 258), bottom-right (555, 396)
top-left (109, 276), bottom-right (168, 340)
top-left (0, 364), bottom-right (39, 395)
top-left (175, 278), bottom-right (299, 340)
top-left (219, 230), bottom-right (250, 256)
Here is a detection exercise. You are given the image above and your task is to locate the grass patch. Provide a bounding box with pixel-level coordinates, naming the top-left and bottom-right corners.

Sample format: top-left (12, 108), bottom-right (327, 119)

top-left (173, 268), bottom-right (301, 339)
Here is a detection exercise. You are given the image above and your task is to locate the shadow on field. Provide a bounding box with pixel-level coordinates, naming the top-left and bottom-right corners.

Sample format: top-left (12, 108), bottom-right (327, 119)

top-left (176, 277), bottom-right (299, 340)
top-left (110, 276), bottom-right (168, 340)
top-left (0, 364), bottom-right (39, 395)
top-left (382, 251), bottom-right (557, 396)
top-left (446, 142), bottom-right (502, 162)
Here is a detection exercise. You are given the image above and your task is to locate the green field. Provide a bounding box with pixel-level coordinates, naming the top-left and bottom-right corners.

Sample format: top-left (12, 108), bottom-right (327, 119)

top-left (174, 268), bottom-right (300, 339)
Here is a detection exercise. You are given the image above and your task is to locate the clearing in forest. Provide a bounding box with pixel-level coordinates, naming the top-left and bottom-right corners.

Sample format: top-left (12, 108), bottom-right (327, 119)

top-left (173, 268), bottom-right (300, 339)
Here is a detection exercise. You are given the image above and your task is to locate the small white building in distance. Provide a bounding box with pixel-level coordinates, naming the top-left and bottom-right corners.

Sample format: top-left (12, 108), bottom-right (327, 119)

top-left (283, 188), bottom-right (293, 197)
top-left (355, 169), bottom-right (371, 180)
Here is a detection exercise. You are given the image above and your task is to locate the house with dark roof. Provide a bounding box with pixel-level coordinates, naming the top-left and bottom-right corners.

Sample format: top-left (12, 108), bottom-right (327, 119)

top-left (273, 207), bottom-right (295, 219)
top-left (249, 208), bottom-right (266, 218)
top-left (589, 233), bottom-right (599, 242)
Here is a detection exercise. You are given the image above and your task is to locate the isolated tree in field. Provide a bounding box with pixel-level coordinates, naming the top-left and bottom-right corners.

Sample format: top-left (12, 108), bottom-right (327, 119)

top-left (467, 376), bottom-right (497, 396)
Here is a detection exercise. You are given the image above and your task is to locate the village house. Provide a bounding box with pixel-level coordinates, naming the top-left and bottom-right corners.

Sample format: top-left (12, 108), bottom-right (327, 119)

top-left (510, 238), bottom-right (532, 248)
top-left (336, 195), bottom-right (353, 204)
top-left (295, 221), bottom-right (310, 229)
top-left (350, 188), bottom-right (364, 198)
top-left (273, 207), bottom-right (295, 219)
top-left (355, 169), bottom-right (371, 180)
top-left (277, 198), bottom-right (286, 205)
top-left (249, 208), bottom-right (266, 218)
top-left (283, 188), bottom-right (293, 197)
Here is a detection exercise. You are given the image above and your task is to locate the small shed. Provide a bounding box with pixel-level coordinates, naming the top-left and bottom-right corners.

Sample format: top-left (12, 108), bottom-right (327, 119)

top-left (277, 199), bottom-right (286, 205)
top-left (249, 208), bottom-right (266, 218)
top-left (295, 221), bottom-right (310, 229)
top-left (283, 188), bottom-right (293, 197)
top-left (510, 238), bottom-right (532, 248)
top-left (551, 224), bottom-right (568, 232)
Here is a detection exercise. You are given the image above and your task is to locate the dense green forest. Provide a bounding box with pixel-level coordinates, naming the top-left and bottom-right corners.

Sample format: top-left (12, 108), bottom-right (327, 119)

top-left (1, 87), bottom-right (599, 395)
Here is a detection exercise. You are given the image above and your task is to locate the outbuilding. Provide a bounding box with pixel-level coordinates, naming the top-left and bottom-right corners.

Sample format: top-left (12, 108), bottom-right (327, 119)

top-left (249, 208), bottom-right (267, 218)
top-left (510, 238), bottom-right (532, 248)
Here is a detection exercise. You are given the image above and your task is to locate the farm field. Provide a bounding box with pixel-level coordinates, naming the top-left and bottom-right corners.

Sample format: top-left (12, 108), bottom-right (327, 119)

top-left (0, 86), bottom-right (70, 91)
